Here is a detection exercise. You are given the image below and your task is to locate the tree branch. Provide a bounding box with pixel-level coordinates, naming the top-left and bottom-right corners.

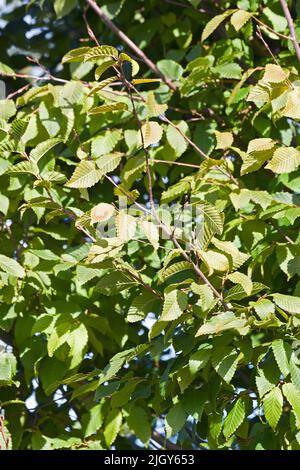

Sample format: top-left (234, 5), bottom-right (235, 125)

top-left (279, 0), bottom-right (300, 63)
top-left (85, 0), bottom-right (177, 91)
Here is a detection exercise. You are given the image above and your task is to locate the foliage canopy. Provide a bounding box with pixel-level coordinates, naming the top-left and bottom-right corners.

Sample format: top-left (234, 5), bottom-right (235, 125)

top-left (1, 0), bottom-right (300, 450)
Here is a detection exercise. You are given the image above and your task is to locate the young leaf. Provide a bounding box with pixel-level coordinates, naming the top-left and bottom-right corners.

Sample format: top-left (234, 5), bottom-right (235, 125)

top-left (263, 387), bottom-right (283, 430)
top-left (223, 398), bottom-right (245, 439)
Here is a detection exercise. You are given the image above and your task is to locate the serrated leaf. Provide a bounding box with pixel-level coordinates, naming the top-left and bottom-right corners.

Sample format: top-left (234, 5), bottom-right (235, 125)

top-left (7, 160), bottom-right (39, 175)
top-left (223, 398), bottom-right (245, 439)
top-left (95, 271), bottom-right (136, 295)
top-left (89, 102), bottom-right (128, 114)
top-left (272, 339), bottom-right (290, 376)
top-left (262, 64), bottom-right (288, 83)
top-left (282, 88), bottom-right (300, 120)
top-left (201, 10), bottom-right (235, 42)
top-left (265, 147), bottom-right (300, 174)
top-left (0, 254), bottom-right (25, 278)
top-left (228, 272), bottom-right (253, 295)
top-left (282, 383), bottom-right (300, 424)
top-left (88, 76), bottom-right (118, 95)
top-left (256, 374), bottom-right (276, 399)
top-left (263, 387), bottom-right (283, 430)
top-left (104, 409), bottom-right (122, 447)
top-left (230, 10), bottom-right (253, 31)
top-left (96, 153), bottom-right (122, 176)
top-left (141, 121), bottom-right (163, 148)
top-left (84, 46), bottom-right (118, 61)
top-left (196, 311), bottom-right (249, 337)
top-left (119, 52), bottom-right (139, 77)
top-left (272, 293), bottom-right (300, 314)
top-left (160, 290), bottom-right (188, 321)
top-left (191, 283), bottom-right (215, 311)
top-left (212, 346), bottom-right (239, 383)
top-left (158, 261), bottom-right (192, 283)
top-left (66, 160), bottom-right (101, 188)
top-left (214, 130), bottom-right (233, 149)
top-left (132, 78), bottom-right (161, 85)
top-left (62, 47), bottom-right (91, 63)
top-left (198, 250), bottom-right (229, 275)
top-left (127, 291), bottom-right (156, 323)
top-left (95, 59), bottom-right (117, 80)
top-left (290, 355), bottom-right (300, 391)
top-left (92, 129), bottom-right (123, 157)
top-left (213, 63), bottom-right (242, 79)
top-left (29, 138), bottom-right (61, 163)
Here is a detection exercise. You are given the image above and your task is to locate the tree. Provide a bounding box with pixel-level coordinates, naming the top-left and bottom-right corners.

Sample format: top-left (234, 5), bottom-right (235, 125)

top-left (1, 0), bottom-right (300, 450)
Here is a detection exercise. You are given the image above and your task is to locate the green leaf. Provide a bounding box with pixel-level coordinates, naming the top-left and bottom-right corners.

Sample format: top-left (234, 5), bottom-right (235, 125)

top-left (227, 272), bottom-right (253, 295)
top-left (213, 63), bottom-right (242, 79)
top-left (104, 408), bottom-right (123, 447)
top-left (201, 10), bottom-right (235, 42)
top-left (62, 47), bottom-right (91, 63)
top-left (84, 46), bottom-right (118, 61)
top-left (127, 291), bottom-right (156, 323)
top-left (214, 130), bottom-right (233, 149)
top-left (230, 10), bottom-right (253, 31)
top-left (0, 254), bottom-right (25, 278)
top-left (29, 138), bottom-right (61, 163)
top-left (191, 283), bottom-right (215, 311)
top-left (66, 160), bottom-right (102, 188)
top-left (95, 59), bottom-right (117, 80)
top-left (165, 403), bottom-right (187, 438)
top-left (0, 61), bottom-right (16, 77)
top-left (166, 121), bottom-right (189, 156)
top-left (196, 312), bottom-right (249, 337)
top-left (141, 121), bottom-right (163, 148)
top-left (95, 271), bottom-right (137, 295)
top-left (212, 346), bottom-right (239, 383)
top-left (119, 52), bottom-right (139, 77)
top-left (265, 147), bottom-right (300, 174)
top-left (82, 404), bottom-right (104, 438)
top-left (160, 289), bottom-right (188, 321)
top-left (223, 398), bottom-right (245, 439)
top-left (271, 339), bottom-right (290, 377)
top-left (263, 387), bottom-right (283, 430)
top-left (256, 373), bottom-right (276, 399)
top-left (290, 356), bottom-right (300, 391)
top-left (282, 383), bottom-right (300, 424)
top-left (127, 406), bottom-right (151, 443)
top-left (272, 293), bottom-right (300, 314)
top-left (7, 160), bottom-right (39, 175)
top-left (89, 102), bottom-right (128, 114)
top-left (54, 0), bottom-right (77, 18)
top-left (0, 352), bottom-right (17, 384)
top-left (92, 130), bottom-right (123, 157)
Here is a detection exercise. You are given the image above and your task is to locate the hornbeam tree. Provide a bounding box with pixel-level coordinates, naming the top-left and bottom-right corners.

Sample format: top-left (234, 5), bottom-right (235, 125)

top-left (1, 0), bottom-right (300, 450)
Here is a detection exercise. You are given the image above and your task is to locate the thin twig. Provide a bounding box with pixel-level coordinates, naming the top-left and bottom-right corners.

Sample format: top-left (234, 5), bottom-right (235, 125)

top-left (279, 0), bottom-right (300, 63)
top-left (253, 16), bottom-right (292, 41)
top-left (153, 159), bottom-right (202, 169)
top-left (85, 0), bottom-right (177, 91)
